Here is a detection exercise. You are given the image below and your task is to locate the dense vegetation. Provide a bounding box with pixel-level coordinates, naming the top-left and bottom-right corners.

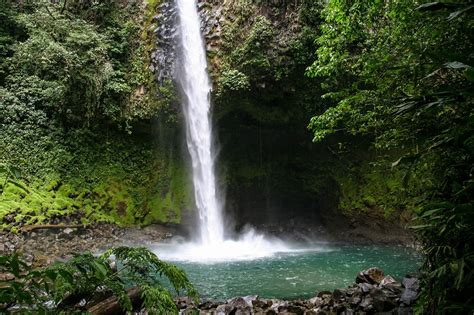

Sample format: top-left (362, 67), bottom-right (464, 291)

top-left (0, 0), bottom-right (473, 313)
top-left (0, 0), bottom-right (190, 230)
top-left (306, 1), bottom-right (473, 313)
top-left (0, 246), bottom-right (196, 313)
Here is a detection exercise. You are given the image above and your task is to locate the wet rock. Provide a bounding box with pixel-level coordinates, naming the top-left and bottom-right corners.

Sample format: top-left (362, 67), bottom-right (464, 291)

top-left (332, 289), bottom-right (346, 302)
top-left (252, 298), bottom-right (270, 309)
top-left (269, 300), bottom-right (289, 313)
top-left (356, 267), bottom-right (385, 285)
top-left (380, 275), bottom-right (397, 286)
top-left (216, 304), bottom-right (235, 315)
top-left (370, 288), bottom-right (397, 312)
top-left (307, 296), bottom-right (322, 308)
top-left (358, 282), bottom-right (374, 293)
top-left (286, 304), bottom-right (305, 314)
top-left (316, 290), bottom-right (332, 298)
top-left (151, 0), bottom-right (178, 85)
top-left (400, 277), bottom-right (419, 305)
top-left (360, 296), bottom-right (374, 310)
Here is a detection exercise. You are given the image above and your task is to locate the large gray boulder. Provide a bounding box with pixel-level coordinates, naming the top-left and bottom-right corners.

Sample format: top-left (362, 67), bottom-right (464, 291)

top-left (400, 277), bottom-right (420, 305)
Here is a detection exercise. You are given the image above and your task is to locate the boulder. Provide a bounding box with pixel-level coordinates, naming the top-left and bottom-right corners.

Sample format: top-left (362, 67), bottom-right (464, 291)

top-left (241, 295), bottom-right (258, 307)
top-left (182, 307), bottom-right (200, 314)
top-left (199, 300), bottom-right (218, 310)
top-left (355, 267), bottom-right (385, 285)
top-left (382, 282), bottom-right (403, 295)
top-left (348, 295), bottom-right (361, 306)
top-left (269, 300), bottom-right (289, 313)
top-left (358, 282), bottom-right (374, 293)
top-left (286, 304), bottom-right (306, 315)
top-left (359, 296), bottom-right (374, 311)
top-left (400, 277), bottom-right (420, 305)
top-left (228, 296), bottom-right (253, 309)
top-left (402, 277), bottom-right (420, 291)
top-left (332, 289), bottom-right (346, 302)
top-left (216, 304), bottom-right (235, 315)
top-left (252, 298), bottom-right (270, 309)
top-left (370, 288), bottom-right (397, 312)
top-left (307, 296), bottom-right (323, 308)
top-left (235, 307), bottom-right (252, 315)
top-left (400, 288), bottom-right (418, 305)
top-left (316, 290), bottom-right (332, 298)
top-left (380, 275), bottom-right (397, 286)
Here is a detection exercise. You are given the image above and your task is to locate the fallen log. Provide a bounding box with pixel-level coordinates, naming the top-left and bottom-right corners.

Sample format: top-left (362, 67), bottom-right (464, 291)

top-left (87, 287), bottom-right (142, 315)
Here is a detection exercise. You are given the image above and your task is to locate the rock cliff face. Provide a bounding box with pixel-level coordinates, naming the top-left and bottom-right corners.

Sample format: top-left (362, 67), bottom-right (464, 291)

top-left (151, 1), bottom-right (178, 85)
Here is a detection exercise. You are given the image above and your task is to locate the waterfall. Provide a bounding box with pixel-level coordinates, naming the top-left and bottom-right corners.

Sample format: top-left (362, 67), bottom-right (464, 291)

top-left (153, 0), bottom-right (292, 262)
top-left (176, 0), bottom-right (224, 244)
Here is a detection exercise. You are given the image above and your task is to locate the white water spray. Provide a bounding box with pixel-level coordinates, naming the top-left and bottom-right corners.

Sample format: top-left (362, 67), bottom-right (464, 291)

top-left (155, 0), bottom-right (298, 262)
top-left (176, 0), bottom-right (224, 245)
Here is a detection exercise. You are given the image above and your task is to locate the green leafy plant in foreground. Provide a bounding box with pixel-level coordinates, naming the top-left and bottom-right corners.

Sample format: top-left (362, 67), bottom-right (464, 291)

top-left (0, 247), bottom-right (197, 314)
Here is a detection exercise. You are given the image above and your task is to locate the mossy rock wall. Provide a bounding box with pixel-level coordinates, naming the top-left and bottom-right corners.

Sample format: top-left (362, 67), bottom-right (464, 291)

top-left (0, 124), bottom-right (192, 231)
top-left (0, 0), bottom-right (193, 230)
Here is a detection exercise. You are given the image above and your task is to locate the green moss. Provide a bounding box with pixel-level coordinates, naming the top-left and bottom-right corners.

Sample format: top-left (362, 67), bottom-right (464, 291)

top-left (334, 158), bottom-right (432, 220)
top-left (144, 162), bottom-right (191, 225)
top-left (3, 184), bottom-right (27, 199)
top-left (0, 151), bottom-right (192, 230)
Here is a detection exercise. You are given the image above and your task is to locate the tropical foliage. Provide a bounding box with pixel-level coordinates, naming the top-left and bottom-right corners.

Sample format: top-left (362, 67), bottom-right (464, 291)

top-left (0, 0), bottom-right (189, 229)
top-left (0, 246), bottom-right (197, 313)
top-left (307, 1), bottom-right (473, 313)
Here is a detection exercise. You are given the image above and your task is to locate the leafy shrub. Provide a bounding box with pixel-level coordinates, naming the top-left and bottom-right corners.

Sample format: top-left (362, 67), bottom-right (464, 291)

top-left (306, 0), bottom-right (474, 312)
top-left (0, 247), bottom-right (197, 314)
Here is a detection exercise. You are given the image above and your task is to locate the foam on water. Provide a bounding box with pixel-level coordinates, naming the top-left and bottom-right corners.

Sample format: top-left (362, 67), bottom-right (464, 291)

top-left (153, 229), bottom-right (307, 263)
top-left (152, 228), bottom-right (337, 263)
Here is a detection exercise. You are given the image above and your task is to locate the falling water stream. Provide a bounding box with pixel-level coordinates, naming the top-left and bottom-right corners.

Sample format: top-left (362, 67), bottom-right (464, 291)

top-left (153, 0), bottom-right (295, 262)
top-left (150, 1), bottom-right (420, 297)
top-left (175, 0), bottom-right (224, 245)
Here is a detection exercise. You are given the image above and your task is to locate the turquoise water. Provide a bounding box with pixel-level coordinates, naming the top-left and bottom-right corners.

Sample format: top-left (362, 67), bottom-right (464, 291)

top-left (167, 244), bottom-right (420, 300)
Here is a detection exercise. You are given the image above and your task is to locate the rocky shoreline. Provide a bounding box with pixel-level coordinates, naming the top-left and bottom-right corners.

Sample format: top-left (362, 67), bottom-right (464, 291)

top-left (0, 224), bottom-right (176, 267)
top-left (0, 222), bottom-right (417, 268)
top-left (1, 225), bottom-right (420, 314)
top-left (177, 268), bottom-right (419, 315)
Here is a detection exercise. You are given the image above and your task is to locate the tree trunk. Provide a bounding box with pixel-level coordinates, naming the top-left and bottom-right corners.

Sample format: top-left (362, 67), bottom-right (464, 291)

top-left (87, 287), bottom-right (143, 315)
